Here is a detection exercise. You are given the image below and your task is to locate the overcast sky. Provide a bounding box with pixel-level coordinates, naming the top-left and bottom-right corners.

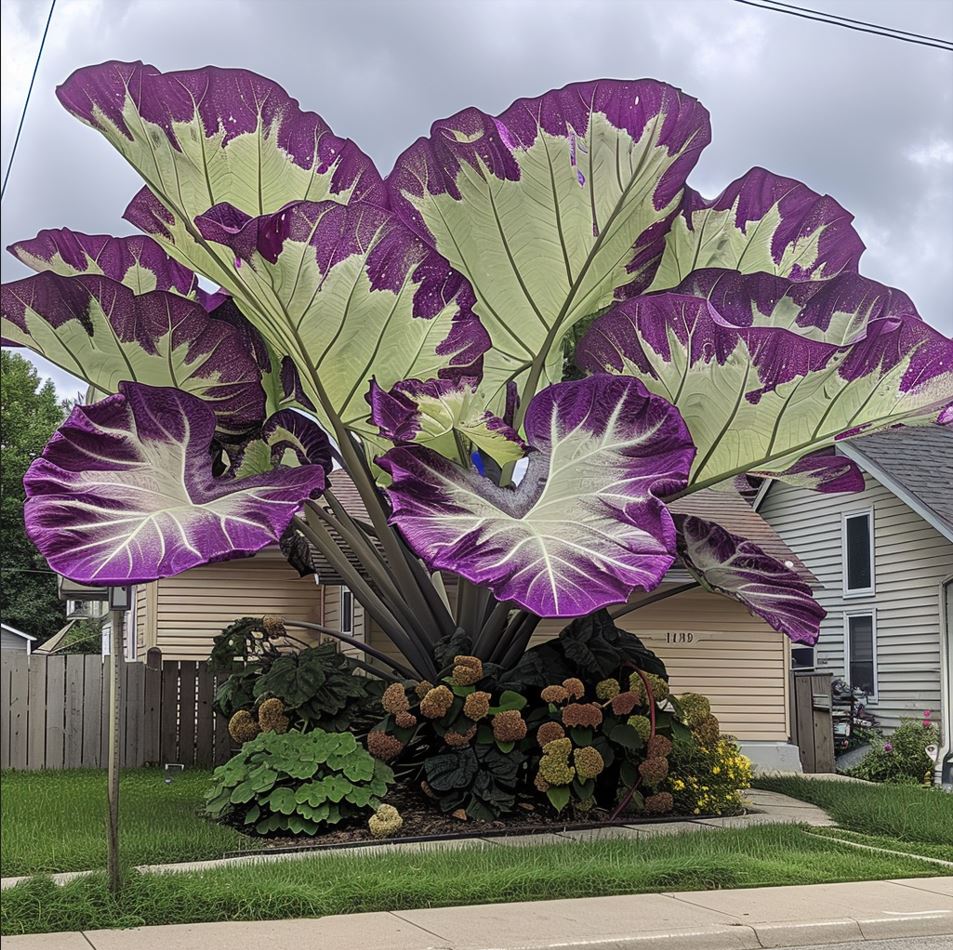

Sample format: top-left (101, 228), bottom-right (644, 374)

top-left (2, 0), bottom-right (951, 397)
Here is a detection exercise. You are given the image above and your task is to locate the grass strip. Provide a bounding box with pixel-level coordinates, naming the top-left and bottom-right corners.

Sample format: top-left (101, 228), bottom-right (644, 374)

top-left (753, 776), bottom-right (953, 845)
top-left (807, 827), bottom-right (953, 863)
top-left (1, 768), bottom-right (248, 877)
top-left (2, 825), bottom-right (943, 936)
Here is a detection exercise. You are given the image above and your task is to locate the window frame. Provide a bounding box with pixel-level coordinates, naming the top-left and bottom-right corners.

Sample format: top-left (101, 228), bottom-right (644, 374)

top-left (841, 507), bottom-right (875, 598)
top-left (341, 588), bottom-right (354, 636)
top-left (843, 608), bottom-right (878, 704)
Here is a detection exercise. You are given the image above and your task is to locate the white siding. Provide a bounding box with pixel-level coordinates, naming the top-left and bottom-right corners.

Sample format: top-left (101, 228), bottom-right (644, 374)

top-left (759, 473), bottom-right (953, 731)
top-left (324, 585), bottom-right (366, 660)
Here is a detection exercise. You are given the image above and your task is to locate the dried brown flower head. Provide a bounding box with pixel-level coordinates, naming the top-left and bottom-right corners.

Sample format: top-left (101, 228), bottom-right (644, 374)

top-left (610, 691), bottom-right (639, 716)
top-left (595, 678), bottom-right (621, 700)
top-left (382, 682), bottom-right (411, 715)
top-left (562, 677), bottom-right (585, 700)
top-left (542, 736), bottom-right (573, 758)
top-left (414, 680), bottom-right (434, 699)
top-left (492, 709), bottom-right (527, 743)
top-left (643, 791), bottom-right (674, 815)
top-left (562, 702), bottom-right (603, 729)
top-left (367, 731), bottom-right (404, 762)
top-left (261, 614), bottom-right (286, 639)
top-left (368, 804), bottom-right (403, 839)
top-left (444, 724), bottom-right (477, 748)
top-left (463, 691), bottom-right (491, 720)
top-left (639, 756), bottom-right (669, 787)
top-left (573, 746), bottom-right (605, 780)
top-left (228, 709), bottom-right (260, 744)
top-left (536, 721), bottom-right (566, 748)
top-left (646, 734), bottom-right (673, 758)
top-left (420, 685), bottom-right (454, 719)
top-left (541, 684), bottom-right (570, 704)
top-left (394, 710), bottom-right (418, 730)
top-left (257, 697), bottom-right (289, 734)
top-left (678, 693), bottom-right (711, 728)
top-left (451, 655), bottom-right (484, 686)
top-left (693, 714), bottom-right (721, 746)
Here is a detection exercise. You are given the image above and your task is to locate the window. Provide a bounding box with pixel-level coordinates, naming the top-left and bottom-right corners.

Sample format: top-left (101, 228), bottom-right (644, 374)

top-left (845, 612), bottom-right (877, 700)
top-left (842, 509), bottom-right (874, 596)
top-left (341, 588), bottom-right (354, 635)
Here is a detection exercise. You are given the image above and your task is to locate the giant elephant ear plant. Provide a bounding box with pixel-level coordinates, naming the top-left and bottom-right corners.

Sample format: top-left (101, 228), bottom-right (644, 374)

top-left (3, 63), bottom-right (951, 683)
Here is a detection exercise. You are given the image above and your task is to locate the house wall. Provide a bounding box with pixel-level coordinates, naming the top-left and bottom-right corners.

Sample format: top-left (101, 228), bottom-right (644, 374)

top-left (322, 584), bottom-right (367, 659)
top-left (366, 582), bottom-right (791, 742)
top-left (758, 473), bottom-right (953, 731)
top-left (135, 549), bottom-right (325, 661)
top-left (0, 628), bottom-right (31, 653)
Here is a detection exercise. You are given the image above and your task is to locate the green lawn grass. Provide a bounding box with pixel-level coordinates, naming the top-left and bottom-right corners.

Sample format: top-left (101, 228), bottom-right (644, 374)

top-left (0, 768), bottom-right (249, 876)
top-left (1, 825), bottom-right (943, 936)
top-left (753, 776), bottom-right (953, 847)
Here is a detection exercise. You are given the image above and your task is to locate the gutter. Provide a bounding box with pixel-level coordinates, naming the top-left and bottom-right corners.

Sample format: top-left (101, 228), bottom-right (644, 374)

top-left (937, 575), bottom-right (953, 787)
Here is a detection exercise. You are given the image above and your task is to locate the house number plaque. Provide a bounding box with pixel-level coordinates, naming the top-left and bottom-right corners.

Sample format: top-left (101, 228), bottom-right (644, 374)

top-left (664, 631), bottom-right (701, 645)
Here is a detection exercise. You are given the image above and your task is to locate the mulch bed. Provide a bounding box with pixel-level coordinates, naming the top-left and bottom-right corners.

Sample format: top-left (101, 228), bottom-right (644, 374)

top-left (224, 784), bottom-right (738, 857)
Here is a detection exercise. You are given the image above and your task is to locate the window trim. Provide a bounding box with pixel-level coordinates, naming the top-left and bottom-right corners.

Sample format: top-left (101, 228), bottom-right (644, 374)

top-left (843, 608), bottom-right (878, 704)
top-left (340, 587), bottom-right (354, 636)
top-left (841, 507), bottom-right (875, 598)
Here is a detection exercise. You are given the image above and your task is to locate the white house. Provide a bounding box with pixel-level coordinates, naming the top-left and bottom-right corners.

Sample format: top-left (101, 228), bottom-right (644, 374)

top-left (0, 623), bottom-right (36, 653)
top-left (755, 426), bottom-right (953, 784)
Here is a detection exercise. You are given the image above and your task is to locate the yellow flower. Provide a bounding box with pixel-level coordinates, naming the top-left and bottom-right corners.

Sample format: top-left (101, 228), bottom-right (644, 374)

top-left (712, 766), bottom-right (721, 775)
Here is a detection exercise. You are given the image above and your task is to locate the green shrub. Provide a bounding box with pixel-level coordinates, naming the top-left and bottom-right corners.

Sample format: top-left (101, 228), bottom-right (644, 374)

top-left (664, 734), bottom-right (752, 816)
top-left (846, 717), bottom-right (940, 785)
top-left (204, 729), bottom-right (394, 835)
top-left (210, 618), bottom-right (384, 733)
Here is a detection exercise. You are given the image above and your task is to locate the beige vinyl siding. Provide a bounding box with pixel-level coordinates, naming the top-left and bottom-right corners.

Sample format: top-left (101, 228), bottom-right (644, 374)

top-left (323, 585), bottom-right (366, 660)
top-left (135, 550), bottom-right (324, 660)
top-left (367, 582), bottom-right (790, 741)
top-left (759, 473), bottom-right (953, 731)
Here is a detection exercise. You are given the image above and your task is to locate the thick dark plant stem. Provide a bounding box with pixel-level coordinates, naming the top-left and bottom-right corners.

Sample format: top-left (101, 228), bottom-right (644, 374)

top-left (609, 582), bottom-right (700, 621)
top-left (498, 614), bottom-right (542, 668)
top-left (472, 599), bottom-right (514, 657)
top-left (281, 620), bottom-right (417, 680)
top-left (610, 669), bottom-right (656, 821)
top-left (294, 515), bottom-right (437, 679)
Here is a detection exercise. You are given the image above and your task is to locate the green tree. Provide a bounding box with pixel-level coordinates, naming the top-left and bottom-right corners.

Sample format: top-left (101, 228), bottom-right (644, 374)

top-left (1, 352), bottom-right (67, 639)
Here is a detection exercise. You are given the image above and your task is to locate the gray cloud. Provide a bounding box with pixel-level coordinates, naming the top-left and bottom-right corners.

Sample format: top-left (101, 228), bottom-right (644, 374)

top-left (2, 0), bottom-right (951, 395)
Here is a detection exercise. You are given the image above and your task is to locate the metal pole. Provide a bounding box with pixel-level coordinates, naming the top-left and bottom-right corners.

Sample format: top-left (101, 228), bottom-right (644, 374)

top-left (107, 607), bottom-right (124, 894)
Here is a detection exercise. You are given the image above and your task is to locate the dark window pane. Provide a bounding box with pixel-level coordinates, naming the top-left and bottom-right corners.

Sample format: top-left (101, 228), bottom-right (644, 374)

top-left (341, 589), bottom-right (353, 634)
top-left (848, 615), bottom-right (875, 694)
top-left (845, 514), bottom-right (872, 590)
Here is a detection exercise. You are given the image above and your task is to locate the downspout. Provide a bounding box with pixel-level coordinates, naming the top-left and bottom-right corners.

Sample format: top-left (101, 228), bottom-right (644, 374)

top-left (937, 576), bottom-right (953, 787)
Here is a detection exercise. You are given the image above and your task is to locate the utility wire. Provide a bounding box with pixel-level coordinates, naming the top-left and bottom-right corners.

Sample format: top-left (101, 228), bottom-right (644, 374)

top-left (1, 0), bottom-right (58, 201)
top-left (733, 0), bottom-right (953, 51)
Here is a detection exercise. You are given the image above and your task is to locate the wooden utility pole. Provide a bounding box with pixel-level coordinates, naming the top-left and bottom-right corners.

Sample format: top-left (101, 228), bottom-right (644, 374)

top-left (106, 600), bottom-right (126, 894)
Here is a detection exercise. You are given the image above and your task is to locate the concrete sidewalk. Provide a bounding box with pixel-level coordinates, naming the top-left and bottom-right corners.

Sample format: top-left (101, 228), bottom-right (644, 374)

top-left (6, 876), bottom-right (952, 949)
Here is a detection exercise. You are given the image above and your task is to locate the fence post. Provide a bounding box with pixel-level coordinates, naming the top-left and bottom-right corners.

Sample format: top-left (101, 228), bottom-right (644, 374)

top-left (142, 648), bottom-right (162, 766)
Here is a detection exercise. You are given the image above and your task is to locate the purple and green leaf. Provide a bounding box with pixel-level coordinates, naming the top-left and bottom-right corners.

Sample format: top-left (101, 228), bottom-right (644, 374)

top-left (647, 167), bottom-right (864, 293)
top-left (387, 78), bottom-right (711, 402)
top-left (24, 383), bottom-right (326, 585)
top-left (379, 375), bottom-right (695, 617)
top-left (193, 200), bottom-right (489, 439)
top-left (57, 61), bottom-right (384, 292)
top-left (576, 287), bottom-right (953, 491)
top-left (675, 513), bottom-right (824, 644)
top-left (368, 376), bottom-right (526, 466)
top-left (1, 272), bottom-right (266, 437)
top-left (228, 409), bottom-right (332, 478)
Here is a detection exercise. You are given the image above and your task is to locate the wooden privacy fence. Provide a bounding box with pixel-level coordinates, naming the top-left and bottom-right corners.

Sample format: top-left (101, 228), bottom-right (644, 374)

top-left (791, 671), bottom-right (835, 773)
top-left (0, 648), bottom-right (233, 771)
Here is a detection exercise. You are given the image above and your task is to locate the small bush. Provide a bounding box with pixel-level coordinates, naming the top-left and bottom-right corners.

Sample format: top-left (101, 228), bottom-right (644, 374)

top-left (205, 729), bottom-right (394, 835)
top-left (845, 716), bottom-right (940, 785)
top-left (211, 618), bottom-right (384, 733)
top-left (665, 734), bottom-right (752, 816)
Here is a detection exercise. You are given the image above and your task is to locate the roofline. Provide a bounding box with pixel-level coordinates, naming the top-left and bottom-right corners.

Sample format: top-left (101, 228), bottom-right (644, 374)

top-left (839, 442), bottom-right (953, 545)
top-left (751, 479), bottom-right (773, 512)
top-left (1, 623), bottom-right (37, 641)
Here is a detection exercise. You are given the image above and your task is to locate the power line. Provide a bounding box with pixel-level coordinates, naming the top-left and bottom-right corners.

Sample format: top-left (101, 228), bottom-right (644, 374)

top-left (1, 0), bottom-right (58, 202)
top-left (733, 0), bottom-right (953, 51)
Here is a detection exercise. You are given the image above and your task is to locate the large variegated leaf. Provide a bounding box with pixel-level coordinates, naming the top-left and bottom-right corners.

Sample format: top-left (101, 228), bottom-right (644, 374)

top-left (1, 272), bottom-right (265, 436)
top-left (230, 409), bottom-right (332, 478)
top-left (669, 268), bottom-right (919, 345)
top-left (57, 62), bottom-right (384, 292)
top-left (646, 167), bottom-right (864, 293)
top-left (8, 229), bottom-right (199, 298)
top-left (675, 514), bottom-right (824, 644)
top-left (367, 376), bottom-right (526, 466)
top-left (387, 79), bottom-right (711, 402)
top-left (193, 200), bottom-right (489, 436)
top-left (748, 448), bottom-right (865, 494)
top-left (24, 383), bottom-right (326, 585)
top-left (576, 292), bottom-right (953, 492)
top-left (379, 376), bottom-right (695, 617)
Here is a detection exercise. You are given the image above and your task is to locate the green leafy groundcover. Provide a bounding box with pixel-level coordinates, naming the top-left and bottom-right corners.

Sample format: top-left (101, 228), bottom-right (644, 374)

top-left (1, 826), bottom-right (940, 936)
top-left (205, 730), bottom-right (393, 835)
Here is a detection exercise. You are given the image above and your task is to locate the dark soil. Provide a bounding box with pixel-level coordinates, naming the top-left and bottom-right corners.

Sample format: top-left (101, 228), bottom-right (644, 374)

top-left (225, 783), bottom-right (739, 856)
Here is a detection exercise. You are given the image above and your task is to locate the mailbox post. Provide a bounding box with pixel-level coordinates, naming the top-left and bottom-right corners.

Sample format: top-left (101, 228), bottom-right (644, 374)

top-left (106, 585), bottom-right (131, 894)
